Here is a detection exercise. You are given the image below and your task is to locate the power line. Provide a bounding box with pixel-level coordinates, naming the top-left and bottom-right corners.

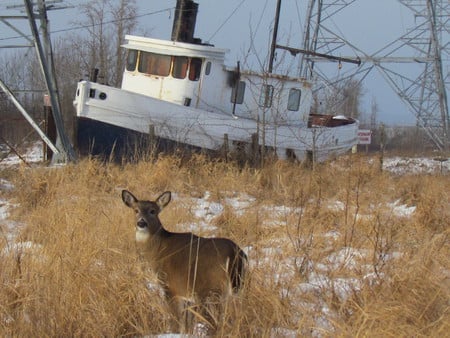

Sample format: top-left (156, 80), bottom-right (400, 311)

top-left (0, 7), bottom-right (173, 42)
top-left (206, 0), bottom-right (246, 43)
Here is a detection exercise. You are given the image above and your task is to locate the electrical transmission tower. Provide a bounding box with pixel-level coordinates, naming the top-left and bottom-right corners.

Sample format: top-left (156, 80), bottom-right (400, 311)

top-left (0, 0), bottom-right (76, 162)
top-left (300, 0), bottom-right (449, 150)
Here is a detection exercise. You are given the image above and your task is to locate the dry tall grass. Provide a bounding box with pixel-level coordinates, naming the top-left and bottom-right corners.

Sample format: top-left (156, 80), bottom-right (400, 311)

top-left (0, 154), bottom-right (448, 336)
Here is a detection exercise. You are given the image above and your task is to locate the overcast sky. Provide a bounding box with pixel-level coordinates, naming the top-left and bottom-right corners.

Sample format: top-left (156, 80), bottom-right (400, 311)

top-left (1, 0), bottom-right (444, 126)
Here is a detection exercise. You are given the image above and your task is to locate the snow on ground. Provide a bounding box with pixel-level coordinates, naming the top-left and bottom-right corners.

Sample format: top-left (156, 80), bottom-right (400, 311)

top-left (0, 143), bottom-right (447, 336)
top-left (382, 156), bottom-right (450, 175)
top-left (387, 199), bottom-right (417, 217)
top-left (0, 142), bottom-right (44, 166)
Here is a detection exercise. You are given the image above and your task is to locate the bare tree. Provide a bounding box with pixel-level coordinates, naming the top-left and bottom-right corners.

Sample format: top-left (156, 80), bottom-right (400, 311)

top-left (0, 50), bottom-right (47, 143)
top-left (369, 98), bottom-right (378, 127)
top-left (110, 0), bottom-right (137, 87)
top-left (78, 0), bottom-right (109, 81)
top-left (340, 79), bottom-right (364, 119)
top-left (314, 78), bottom-right (365, 119)
top-left (76, 0), bottom-right (138, 86)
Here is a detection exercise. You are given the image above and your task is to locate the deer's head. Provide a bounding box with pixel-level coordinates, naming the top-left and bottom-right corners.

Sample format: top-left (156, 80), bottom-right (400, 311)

top-left (122, 190), bottom-right (171, 236)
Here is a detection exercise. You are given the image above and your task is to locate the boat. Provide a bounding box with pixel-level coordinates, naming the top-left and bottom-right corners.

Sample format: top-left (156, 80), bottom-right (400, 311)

top-left (73, 0), bottom-right (359, 162)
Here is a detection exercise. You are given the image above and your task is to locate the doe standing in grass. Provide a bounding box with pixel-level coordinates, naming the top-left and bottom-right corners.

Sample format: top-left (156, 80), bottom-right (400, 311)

top-left (121, 190), bottom-right (247, 332)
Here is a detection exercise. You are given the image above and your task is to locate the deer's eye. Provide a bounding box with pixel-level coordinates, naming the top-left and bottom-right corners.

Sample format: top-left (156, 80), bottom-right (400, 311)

top-left (150, 209), bottom-right (156, 215)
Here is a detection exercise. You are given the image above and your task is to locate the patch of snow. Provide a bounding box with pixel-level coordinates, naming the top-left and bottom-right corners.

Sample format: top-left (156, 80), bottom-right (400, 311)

top-left (0, 198), bottom-right (22, 243)
top-left (1, 220), bottom-right (23, 243)
top-left (387, 199), bottom-right (416, 217)
top-left (328, 200), bottom-right (346, 212)
top-left (0, 179), bottom-right (14, 191)
top-left (262, 204), bottom-right (303, 218)
top-left (323, 230), bottom-right (340, 240)
top-left (145, 334), bottom-right (184, 338)
top-left (1, 241), bottom-right (43, 258)
top-left (184, 191), bottom-right (258, 230)
top-left (182, 220), bottom-right (218, 233)
top-left (383, 157), bottom-right (450, 175)
top-left (0, 199), bottom-right (10, 220)
top-left (271, 327), bottom-right (299, 337)
top-left (224, 192), bottom-right (256, 216)
top-left (332, 277), bottom-right (362, 300)
top-left (0, 141), bottom-right (44, 166)
top-left (322, 247), bottom-right (370, 271)
top-left (189, 191), bottom-right (224, 222)
top-left (363, 271), bottom-right (385, 286)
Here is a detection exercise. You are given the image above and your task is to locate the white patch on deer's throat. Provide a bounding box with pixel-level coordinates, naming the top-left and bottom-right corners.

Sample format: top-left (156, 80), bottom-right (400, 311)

top-left (135, 228), bottom-right (150, 243)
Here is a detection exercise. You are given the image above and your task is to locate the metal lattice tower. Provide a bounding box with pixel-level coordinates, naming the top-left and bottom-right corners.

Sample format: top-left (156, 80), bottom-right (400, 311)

top-left (300, 0), bottom-right (449, 150)
top-left (0, 0), bottom-right (76, 162)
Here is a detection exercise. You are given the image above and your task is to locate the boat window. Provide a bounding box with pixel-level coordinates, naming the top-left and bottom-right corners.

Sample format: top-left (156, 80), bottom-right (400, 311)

top-left (138, 52), bottom-right (171, 76)
top-left (205, 61), bottom-right (211, 75)
top-left (287, 88), bottom-right (301, 111)
top-left (126, 49), bottom-right (138, 71)
top-left (231, 81), bottom-right (246, 104)
top-left (259, 84), bottom-right (274, 108)
top-left (172, 56), bottom-right (188, 79)
top-left (188, 58), bottom-right (202, 81)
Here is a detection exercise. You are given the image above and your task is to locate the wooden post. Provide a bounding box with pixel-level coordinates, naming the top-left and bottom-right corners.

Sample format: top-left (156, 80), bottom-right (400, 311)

top-left (43, 94), bottom-right (56, 162)
top-left (149, 124), bottom-right (156, 156)
top-left (379, 123), bottom-right (386, 172)
top-left (222, 133), bottom-right (229, 162)
top-left (312, 128), bottom-right (317, 171)
top-left (251, 133), bottom-right (259, 166)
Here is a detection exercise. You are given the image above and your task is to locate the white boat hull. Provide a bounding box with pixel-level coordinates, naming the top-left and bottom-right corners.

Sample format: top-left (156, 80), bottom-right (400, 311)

top-left (74, 80), bottom-right (359, 161)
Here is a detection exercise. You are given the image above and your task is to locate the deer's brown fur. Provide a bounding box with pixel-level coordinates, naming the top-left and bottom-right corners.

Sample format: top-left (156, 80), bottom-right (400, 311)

top-left (122, 190), bottom-right (247, 331)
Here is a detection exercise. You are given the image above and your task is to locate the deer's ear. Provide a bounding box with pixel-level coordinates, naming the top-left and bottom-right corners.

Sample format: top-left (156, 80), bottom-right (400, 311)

top-left (122, 190), bottom-right (138, 208)
top-left (156, 191), bottom-right (171, 209)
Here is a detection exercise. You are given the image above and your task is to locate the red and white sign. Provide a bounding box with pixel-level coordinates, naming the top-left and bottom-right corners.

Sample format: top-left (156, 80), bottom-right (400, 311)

top-left (358, 129), bottom-right (372, 145)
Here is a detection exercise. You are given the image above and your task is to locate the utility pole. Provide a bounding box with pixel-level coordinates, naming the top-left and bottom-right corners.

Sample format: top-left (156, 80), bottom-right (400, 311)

top-left (24, 0), bottom-right (76, 162)
top-left (0, 0), bottom-right (76, 163)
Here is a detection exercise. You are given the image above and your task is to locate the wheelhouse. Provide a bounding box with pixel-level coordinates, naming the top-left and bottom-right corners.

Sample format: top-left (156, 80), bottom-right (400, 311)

top-left (121, 35), bottom-right (312, 126)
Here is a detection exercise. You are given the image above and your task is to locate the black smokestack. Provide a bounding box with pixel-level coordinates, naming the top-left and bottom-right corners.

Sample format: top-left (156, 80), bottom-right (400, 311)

top-left (171, 0), bottom-right (199, 43)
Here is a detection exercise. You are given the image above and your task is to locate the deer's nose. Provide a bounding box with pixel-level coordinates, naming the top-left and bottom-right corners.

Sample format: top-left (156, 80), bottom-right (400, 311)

top-left (137, 219), bottom-right (147, 228)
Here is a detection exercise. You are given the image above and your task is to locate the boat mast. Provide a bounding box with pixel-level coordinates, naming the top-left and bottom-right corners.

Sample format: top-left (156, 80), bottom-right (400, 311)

top-left (268, 0), bottom-right (282, 73)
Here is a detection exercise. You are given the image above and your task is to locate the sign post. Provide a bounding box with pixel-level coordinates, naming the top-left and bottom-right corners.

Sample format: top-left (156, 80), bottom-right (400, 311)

top-left (358, 129), bottom-right (372, 153)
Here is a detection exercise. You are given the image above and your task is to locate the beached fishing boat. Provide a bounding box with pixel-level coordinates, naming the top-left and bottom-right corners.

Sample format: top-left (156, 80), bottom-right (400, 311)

top-left (73, 0), bottom-right (359, 162)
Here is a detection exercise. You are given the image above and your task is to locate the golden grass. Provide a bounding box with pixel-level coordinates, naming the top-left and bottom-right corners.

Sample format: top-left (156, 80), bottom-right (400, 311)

top-left (0, 154), bottom-right (448, 336)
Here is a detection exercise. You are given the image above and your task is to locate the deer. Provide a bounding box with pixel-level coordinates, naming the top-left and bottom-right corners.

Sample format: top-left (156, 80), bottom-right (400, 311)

top-left (121, 190), bottom-right (247, 332)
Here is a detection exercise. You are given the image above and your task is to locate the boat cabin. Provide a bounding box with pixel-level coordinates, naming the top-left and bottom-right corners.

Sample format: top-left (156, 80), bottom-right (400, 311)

top-left (121, 35), bottom-right (312, 127)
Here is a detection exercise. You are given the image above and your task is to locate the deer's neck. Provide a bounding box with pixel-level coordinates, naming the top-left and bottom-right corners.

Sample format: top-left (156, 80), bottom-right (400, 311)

top-left (136, 227), bottom-right (170, 256)
top-left (136, 227), bottom-right (173, 274)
